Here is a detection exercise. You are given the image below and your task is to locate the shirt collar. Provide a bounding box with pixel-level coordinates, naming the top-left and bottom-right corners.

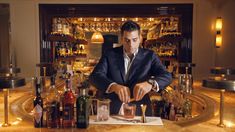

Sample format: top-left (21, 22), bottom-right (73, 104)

top-left (123, 48), bottom-right (139, 59)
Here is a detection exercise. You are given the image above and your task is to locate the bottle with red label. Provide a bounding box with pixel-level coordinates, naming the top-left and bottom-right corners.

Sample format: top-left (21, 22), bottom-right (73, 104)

top-left (62, 75), bottom-right (75, 128)
top-left (33, 77), bottom-right (43, 128)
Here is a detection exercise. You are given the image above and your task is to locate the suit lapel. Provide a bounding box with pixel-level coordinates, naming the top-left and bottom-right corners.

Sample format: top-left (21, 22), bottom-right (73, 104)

top-left (115, 47), bottom-right (125, 83)
top-left (127, 48), bottom-right (143, 82)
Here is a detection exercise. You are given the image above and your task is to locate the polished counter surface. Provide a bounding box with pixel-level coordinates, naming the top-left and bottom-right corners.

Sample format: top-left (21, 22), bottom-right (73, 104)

top-left (0, 82), bottom-right (235, 132)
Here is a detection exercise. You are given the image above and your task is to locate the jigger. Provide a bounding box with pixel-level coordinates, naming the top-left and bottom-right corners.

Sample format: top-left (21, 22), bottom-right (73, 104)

top-left (140, 104), bottom-right (147, 123)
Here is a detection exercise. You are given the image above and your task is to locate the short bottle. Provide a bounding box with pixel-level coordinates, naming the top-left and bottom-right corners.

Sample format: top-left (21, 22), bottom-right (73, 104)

top-left (183, 98), bottom-right (192, 118)
top-left (33, 78), bottom-right (43, 128)
top-left (169, 104), bottom-right (176, 121)
top-left (76, 87), bottom-right (89, 128)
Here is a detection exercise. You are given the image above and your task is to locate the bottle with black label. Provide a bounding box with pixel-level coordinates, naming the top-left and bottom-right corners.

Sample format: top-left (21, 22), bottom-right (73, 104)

top-left (45, 75), bottom-right (60, 128)
top-left (76, 87), bottom-right (89, 128)
top-left (33, 77), bottom-right (43, 128)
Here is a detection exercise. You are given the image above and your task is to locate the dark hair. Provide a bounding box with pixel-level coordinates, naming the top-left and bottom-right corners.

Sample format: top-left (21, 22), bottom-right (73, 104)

top-left (121, 20), bottom-right (140, 36)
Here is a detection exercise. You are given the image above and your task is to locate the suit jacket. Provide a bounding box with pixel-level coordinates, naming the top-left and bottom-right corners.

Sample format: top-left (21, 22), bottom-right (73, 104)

top-left (89, 46), bottom-right (172, 116)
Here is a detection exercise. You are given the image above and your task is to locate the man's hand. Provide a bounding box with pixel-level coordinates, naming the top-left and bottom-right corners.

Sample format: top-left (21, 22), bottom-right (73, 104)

top-left (133, 81), bottom-right (152, 101)
top-left (109, 84), bottom-right (130, 103)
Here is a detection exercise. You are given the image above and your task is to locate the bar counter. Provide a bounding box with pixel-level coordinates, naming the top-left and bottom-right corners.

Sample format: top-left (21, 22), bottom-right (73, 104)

top-left (0, 81), bottom-right (235, 132)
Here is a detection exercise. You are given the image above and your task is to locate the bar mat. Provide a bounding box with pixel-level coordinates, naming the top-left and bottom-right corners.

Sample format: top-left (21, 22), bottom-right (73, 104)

top-left (89, 116), bottom-right (163, 125)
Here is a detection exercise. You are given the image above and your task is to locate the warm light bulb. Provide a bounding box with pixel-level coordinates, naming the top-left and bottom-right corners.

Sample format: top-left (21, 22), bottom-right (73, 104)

top-left (216, 17), bottom-right (222, 31)
top-left (216, 34), bottom-right (222, 48)
top-left (149, 18), bottom-right (154, 21)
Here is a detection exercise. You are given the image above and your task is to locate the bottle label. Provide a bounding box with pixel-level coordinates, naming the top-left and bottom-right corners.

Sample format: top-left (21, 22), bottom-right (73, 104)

top-left (63, 104), bottom-right (74, 120)
top-left (47, 101), bottom-right (60, 121)
top-left (77, 100), bottom-right (89, 124)
top-left (77, 115), bottom-right (86, 123)
top-left (33, 104), bottom-right (43, 123)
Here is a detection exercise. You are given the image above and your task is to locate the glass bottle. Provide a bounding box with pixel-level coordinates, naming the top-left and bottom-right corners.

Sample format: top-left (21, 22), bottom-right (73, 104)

top-left (183, 98), bottom-right (192, 118)
top-left (169, 104), bottom-right (176, 121)
top-left (184, 67), bottom-right (193, 94)
top-left (76, 87), bottom-right (89, 128)
top-left (57, 18), bottom-right (62, 34)
top-left (45, 75), bottom-right (60, 128)
top-left (62, 77), bottom-right (75, 128)
top-left (33, 78), bottom-right (43, 128)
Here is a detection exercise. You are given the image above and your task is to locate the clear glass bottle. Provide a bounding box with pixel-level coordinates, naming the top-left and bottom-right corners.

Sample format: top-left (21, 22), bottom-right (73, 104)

top-left (184, 67), bottom-right (193, 94)
top-left (33, 77), bottom-right (43, 128)
top-left (169, 104), bottom-right (176, 121)
top-left (183, 98), bottom-right (192, 118)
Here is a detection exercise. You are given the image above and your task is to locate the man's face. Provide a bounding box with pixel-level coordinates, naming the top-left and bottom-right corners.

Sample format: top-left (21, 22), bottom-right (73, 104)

top-left (121, 30), bottom-right (141, 55)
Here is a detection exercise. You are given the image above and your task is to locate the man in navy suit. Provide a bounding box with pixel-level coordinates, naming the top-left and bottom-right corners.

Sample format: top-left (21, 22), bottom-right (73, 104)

top-left (89, 20), bottom-right (172, 116)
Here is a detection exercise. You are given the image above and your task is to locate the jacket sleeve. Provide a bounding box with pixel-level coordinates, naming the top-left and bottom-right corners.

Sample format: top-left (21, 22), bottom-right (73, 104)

top-left (89, 53), bottom-right (114, 93)
top-left (150, 52), bottom-right (172, 90)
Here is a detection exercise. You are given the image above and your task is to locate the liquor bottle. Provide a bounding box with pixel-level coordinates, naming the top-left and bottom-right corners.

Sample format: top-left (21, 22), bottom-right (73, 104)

top-left (169, 104), bottom-right (176, 121)
top-left (76, 87), bottom-right (89, 128)
top-left (62, 77), bottom-right (75, 128)
top-left (33, 78), bottom-right (43, 128)
top-left (183, 98), bottom-right (192, 118)
top-left (45, 75), bottom-right (60, 128)
top-left (184, 67), bottom-right (193, 94)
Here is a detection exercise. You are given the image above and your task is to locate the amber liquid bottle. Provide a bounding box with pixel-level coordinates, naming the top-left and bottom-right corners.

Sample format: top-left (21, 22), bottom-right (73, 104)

top-left (45, 76), bottom-right (60, 128)
top-left (62, 78), bottom-right (75, 128)
top-left (76, 88), bottom-right (89, 128)
top-left (33, 78), bottom-right (43, 128)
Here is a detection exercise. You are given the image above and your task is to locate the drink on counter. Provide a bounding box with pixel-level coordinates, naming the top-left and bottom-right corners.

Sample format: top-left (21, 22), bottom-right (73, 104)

top-left (97, 99), bottom-right (110, 121)
top-left (123, 103), bottom-right (136, 119)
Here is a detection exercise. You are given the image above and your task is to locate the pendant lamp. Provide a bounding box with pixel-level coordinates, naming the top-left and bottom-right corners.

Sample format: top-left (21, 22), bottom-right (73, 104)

top-left (91, 31), bottom-right (104, 44)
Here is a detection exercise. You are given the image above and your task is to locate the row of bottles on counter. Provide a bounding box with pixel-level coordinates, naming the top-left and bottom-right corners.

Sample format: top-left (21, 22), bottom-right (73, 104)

top-left (54, 42), bottom-right (86, 58)
top-left (151, 86), bottom-right (192, 121)
top-left (151, 97), bottom-right (192, 121)
top-left (33, 75), bottom-right (90, 128)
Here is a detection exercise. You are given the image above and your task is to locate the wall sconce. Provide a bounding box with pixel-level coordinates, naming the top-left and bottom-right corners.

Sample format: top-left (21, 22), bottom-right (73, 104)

top-left (91, 31), bottom-right (104, 44)
top-left (215, 17), bottom-right (222, 48)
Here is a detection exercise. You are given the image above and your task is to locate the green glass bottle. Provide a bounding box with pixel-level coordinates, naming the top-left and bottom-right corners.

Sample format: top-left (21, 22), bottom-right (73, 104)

top-left (76, 88), bottom-right (89, 128)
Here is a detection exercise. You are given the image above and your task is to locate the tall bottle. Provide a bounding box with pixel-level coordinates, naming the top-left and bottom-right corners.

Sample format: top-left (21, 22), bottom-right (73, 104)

top-left (76, 87), bottom-right (89, 128)
top-left (45, 75), bottom-right (60, 128)
top-left (184, 67), bottom-right (192, 94)
top-left (33, 78), bottom-right (43, 128)
top-left (62, 77), bottom-right (75, 128)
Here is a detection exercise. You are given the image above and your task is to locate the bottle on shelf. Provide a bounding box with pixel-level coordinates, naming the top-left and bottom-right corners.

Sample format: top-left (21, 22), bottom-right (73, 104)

top-left (76, 81), bottom-right (90, 128)
top-left (62, 75), bottom-right (75, 128)
top-left (45, 75), bottom-right (60, 128)
top-left (33, 77), bottom-right (43, 128)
